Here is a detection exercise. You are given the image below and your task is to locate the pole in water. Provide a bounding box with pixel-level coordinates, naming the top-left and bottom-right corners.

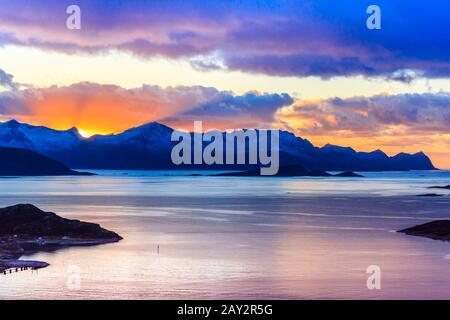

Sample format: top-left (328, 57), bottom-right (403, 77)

top-left (157, 244), bottom-right (160, 255)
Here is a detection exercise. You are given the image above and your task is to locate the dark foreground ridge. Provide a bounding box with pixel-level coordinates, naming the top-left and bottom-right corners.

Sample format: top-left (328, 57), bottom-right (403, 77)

top-left (0, 146), bottom-right (93, 176)
top-left (0, 204), bottom-right (122, 273)
top-left (398, 220), bottom-right (450, 242)
top-left (212, 165), bottom-right (364, 177)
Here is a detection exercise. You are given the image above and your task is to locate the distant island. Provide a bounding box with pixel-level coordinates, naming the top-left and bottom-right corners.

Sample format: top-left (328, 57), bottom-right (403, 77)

top-left (428, 185), bottom-right (450, 190)
top-left (0, 119), bottom-right (436, 172)
top-left (0, 146), bottom-right (93, 176)
top-left (211, 165), bottom-right (364, 177)
top-left (0, 204), bottom-right (122, 273)
top-left (398, 221), bottom-right (450, 242)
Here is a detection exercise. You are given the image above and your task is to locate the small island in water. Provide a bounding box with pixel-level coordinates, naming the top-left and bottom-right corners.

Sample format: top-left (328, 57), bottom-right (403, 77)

top-left (209, 165), bottom-right (364, 177)
top-left (0, 204), bottom-right (122, 274)
top-left (398, 220), bottom-right (450, 242)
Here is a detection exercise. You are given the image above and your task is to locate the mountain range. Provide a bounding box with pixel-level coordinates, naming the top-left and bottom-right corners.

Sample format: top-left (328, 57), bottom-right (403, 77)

top-left (0, 120), bottom-right (436, 171)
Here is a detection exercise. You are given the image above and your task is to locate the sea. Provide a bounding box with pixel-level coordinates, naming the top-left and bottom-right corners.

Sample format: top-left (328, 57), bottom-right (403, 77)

top-left (0, 170), bottom-right (449, 299)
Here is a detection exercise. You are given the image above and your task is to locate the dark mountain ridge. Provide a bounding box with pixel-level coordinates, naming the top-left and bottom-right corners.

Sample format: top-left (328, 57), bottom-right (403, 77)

top-left (0, 120), bottom-right (436, 171)
top-left (0, 146), bottom-right (93, 176)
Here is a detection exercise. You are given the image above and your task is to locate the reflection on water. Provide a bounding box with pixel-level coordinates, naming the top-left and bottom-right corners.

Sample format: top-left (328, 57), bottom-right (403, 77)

top-left (0, 170), bottom-right (450, 299)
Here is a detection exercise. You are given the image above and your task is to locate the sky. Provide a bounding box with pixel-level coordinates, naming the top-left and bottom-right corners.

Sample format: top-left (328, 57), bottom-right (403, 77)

top-left (0, 0), bottom-right (449, 168)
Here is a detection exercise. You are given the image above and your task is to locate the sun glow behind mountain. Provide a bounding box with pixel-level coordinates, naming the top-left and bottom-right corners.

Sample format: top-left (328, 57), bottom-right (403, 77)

top-left (77, 129), bottom-right (96, 138)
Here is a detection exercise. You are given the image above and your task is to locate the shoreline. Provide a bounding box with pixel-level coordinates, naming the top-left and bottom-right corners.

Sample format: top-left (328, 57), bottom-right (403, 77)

top-left (0, 204), bottom-right (123, 275)
top-left (1, 237), bottom-right (122, 274)
top-left (0, 260), bottom-right (49, 274)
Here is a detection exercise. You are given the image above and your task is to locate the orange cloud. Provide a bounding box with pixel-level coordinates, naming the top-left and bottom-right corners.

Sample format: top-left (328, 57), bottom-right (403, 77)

top-left (0, 82), bottom-right (293, 135)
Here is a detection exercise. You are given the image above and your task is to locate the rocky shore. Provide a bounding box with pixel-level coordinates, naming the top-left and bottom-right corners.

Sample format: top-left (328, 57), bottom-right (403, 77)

top-left (0, 204), bottom-right (122, 273)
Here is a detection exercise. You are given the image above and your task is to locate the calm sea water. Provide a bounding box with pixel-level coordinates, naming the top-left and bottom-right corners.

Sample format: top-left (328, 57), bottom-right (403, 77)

top-left (0, 170), bottom-right (450, 299)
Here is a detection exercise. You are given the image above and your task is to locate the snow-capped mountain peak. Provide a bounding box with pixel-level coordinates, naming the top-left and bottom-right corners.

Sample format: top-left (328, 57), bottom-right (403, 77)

top-left (0, 120), bottom-right (82, 152)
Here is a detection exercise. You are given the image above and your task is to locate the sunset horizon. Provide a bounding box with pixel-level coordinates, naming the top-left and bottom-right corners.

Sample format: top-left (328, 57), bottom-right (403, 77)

top-left (0, 115), bottom-right (446, 169)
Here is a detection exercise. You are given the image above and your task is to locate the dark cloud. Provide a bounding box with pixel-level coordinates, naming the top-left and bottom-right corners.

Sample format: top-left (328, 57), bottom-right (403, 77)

top-left (185, 92), bottom-right (293, 119)
top-left (0, 69), bottom-right (18, 90)
top-left (224, 54), bottom-right (377, 79)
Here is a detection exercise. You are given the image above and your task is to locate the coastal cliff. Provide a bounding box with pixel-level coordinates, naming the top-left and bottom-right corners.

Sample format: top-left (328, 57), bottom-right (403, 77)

top-left (0, 204), bottom-right (122, 273)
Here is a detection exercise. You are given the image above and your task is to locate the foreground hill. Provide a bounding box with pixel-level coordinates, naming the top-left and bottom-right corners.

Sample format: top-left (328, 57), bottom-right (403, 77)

top-left (0, 120), bottom-right (436, 171)
top-left (0, 146), bottom-right (92, 176)
top-left (0, 204), bottom-right (122, 272)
